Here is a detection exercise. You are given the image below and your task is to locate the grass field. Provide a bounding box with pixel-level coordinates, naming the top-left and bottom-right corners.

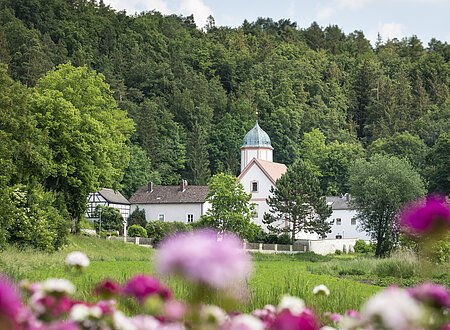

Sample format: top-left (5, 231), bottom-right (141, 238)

top-left (0, 235), bottom-right (426, 316)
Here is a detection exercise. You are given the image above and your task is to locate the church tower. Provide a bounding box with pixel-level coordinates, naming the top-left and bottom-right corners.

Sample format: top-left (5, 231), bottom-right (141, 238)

top-left (240, 122), bottom-right (273, 172)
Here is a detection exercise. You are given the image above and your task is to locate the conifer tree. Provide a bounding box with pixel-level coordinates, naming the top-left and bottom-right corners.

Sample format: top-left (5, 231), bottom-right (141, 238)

top-left (263, 160), bottom-right (332, 244)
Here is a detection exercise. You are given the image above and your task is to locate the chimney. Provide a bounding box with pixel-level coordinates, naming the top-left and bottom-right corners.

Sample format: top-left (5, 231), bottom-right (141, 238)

top-left (180, 179), bottom-right (188, 192)
top-left (148, 182), bottom-right (154, 192)
top-left (345, 193), bottom-right (351, 202)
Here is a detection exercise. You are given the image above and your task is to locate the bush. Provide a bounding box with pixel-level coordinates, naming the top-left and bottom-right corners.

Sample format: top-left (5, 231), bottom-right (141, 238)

top-left (128, 225), bottom-right (147, 238)
top-left (374, 258), bottom-right (417, 279)
top-left (354, 240), bottom-right (374, 254)
top-left (335, 249), bottom-right (342, 255)
top-left (128, 207), bottom-right (147, 227)
top-left (79, 216), bottom-right (95, 230)
top-left (94, 206), bottom-right (124, 232)
top-left (0, 184), bottom-right (70, 252)
top-left (429, 238), bottom-right (450, 263)
top-left (145, 221), bottom-right (192, 246)
top-left (263, 233), bottom-right (291, 244)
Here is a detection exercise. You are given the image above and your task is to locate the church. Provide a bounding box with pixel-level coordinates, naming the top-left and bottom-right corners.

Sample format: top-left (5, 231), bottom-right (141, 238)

top-left (237, 122), bottom-right (286, 229)
top-left (237, 121), bottom-right (368, 240)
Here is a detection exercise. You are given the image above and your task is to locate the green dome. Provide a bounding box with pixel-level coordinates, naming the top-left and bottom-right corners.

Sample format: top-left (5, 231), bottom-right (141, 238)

top-left (242, 122), bottom-right (272, 148)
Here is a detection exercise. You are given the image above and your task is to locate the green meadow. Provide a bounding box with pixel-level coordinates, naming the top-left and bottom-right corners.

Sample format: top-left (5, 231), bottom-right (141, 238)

top-left (2, 235), bottom-right (445, 316)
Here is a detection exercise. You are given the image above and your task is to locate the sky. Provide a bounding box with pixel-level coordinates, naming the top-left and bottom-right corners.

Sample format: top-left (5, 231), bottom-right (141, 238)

top-left (103, 0), bottom-right (450, 45)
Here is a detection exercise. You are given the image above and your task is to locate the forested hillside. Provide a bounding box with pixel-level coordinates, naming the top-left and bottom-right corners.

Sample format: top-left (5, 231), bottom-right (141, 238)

top-left (1, 0), bottom-right (449, 233)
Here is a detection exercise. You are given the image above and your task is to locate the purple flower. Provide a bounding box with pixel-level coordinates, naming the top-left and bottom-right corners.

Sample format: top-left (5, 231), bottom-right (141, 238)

top-left (270, 309), bottom-right (319, 330)
top-left (408, 282), bottom-right (450, 309)
top-left (155, 230), bottom-right (252, 289)
top-left (0, 276), bottom-right (22, 330)
top-left (400, 195), bottom-right (450, 235)
top-left (123, 275), bottom-right (172, 304)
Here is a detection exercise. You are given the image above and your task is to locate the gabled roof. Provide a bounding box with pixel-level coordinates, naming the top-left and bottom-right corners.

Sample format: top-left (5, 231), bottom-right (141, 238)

top-left (238, 158), bottom-right (287, 185)
top-left (326, 196), bottom-right (353, 210)
top-left (129, 185), bottom-right (209, 204)
top-left (98, 188), bottom-right (130, 205)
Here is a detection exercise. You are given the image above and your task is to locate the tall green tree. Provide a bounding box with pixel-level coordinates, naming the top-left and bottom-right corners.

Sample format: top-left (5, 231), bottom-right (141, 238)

top-left (31, 63), bottom-right (134, 227)
top-left (426, 133), bottom-right (450, 194)
top-left (349, 154), bottom-right (426, 257)
top-left (199, 173), bottom-right (254, 238)
top-left (368, 132), bottom-right (429, 169)
top-left (186, 122), bottom-right (210, 185)
top-left (121, 144), bottom-right (159, 198)
top-left (264, 160), bottom-right (332, 244)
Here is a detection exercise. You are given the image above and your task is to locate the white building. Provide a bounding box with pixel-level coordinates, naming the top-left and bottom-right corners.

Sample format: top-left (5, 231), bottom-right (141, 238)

top-left (129, 180), bottom-right (210, 223)
top-left (86, 188), bottom-right (131, 221)
top-left (325, 195), bottom-right (370, 240)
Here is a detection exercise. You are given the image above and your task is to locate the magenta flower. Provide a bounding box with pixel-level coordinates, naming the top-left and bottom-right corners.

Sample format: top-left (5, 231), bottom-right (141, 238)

top-left (408, 283), bottom-right (450, 309)
top-left (270, 309), bottom-right (319, 330)
top-left (123, 275), bottom-right (171, 304)
top-left (400, 195), bottom-right (450, 236)
top-left (0, 277), bottom-right (22, 330)
top-left (94, 279), bottom-right (121, 299)
top-left (155, 230), bottom-right (251, 289)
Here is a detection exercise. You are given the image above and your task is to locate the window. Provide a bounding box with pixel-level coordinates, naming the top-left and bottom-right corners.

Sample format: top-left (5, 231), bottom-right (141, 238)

top-left (251, 181), bottom-right (258, 192)
top-left (351, 218), bottom-right (357, 225)
top-left (158, 214), bottom-right (165, 221)
top-left (187, 214), bottom-right (194, 223)
top-left (336, 218), bottom-right (342, 225)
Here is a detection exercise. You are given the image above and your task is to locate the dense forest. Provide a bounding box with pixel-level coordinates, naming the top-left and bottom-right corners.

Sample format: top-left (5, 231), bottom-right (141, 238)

top-left (0, 0), bottom-right (449, 248)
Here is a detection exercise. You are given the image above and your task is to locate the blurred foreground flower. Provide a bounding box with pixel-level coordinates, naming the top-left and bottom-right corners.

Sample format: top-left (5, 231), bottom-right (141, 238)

top-left (41, 278), bottom-right (76, 296)
top-left (123, 274), bottom-right (171, 304)
top-left (408, 282), bottom-right (450, 309)
top-left (0, 277), bottom-right (22, 330)
top-left (94, 278), bottom-right (121, 299)
top-left (65, 251), bottom-right (90, 269)
top-left (155, 230), bottom-right (251, 289)
top-left (400, 195), bottom-right (450, 237)
top-left (361, 287), bottom-right (424, 330)
top-left (313, 285), bottom-right (330, 296)
top-left (271, 309), bottom-right (319, 330)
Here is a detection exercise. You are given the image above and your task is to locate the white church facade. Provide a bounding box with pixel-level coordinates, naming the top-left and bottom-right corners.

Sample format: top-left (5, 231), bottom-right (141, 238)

top-left (237, 121), bottom-right (369, 240)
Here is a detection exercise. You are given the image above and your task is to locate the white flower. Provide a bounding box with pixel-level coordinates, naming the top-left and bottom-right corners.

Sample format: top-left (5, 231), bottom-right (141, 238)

top-left (227, 314), bottom-right (264, 330)
top-left (70, 304), bottom-right (90, 322)
top-left (114, 311), bottom-right (137, 330)
top-left (361, 287), bottom-right (424, 330)
top-left (277, 295), bottom-right (305, 315)
top-left (65, 251), bottom-right (90, 268)
top-left (313, 284), bottom-right (330, 296)
top-left (131, 315), bottom-right (160, 330)
top-left (201, 305), bottom-right (228, 324)
top-left (70, 304), bottom-right (102, 322)
top-left (41, 278), bottom-right (75, 295)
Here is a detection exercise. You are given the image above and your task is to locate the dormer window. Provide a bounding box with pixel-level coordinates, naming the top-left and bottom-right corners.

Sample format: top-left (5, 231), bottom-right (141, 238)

top-left (251, 181), bottom-right (258, 192)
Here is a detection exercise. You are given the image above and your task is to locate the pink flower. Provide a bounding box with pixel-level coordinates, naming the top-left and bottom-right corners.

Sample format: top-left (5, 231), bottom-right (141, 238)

top-left (400, 195), bottom-right (450, 235)
top-left (94, 279), bottom-right (121, 298)
top-left (155, 230), bottom-right (251, 289)
top-left (0, 277), bottom-right (22, 330)
top-left (123, 274), bottom-right (172, 304)
top-left (408, 283), bottom-right (450, 309)
top-left (329, 313), bottom-right (342, 322)
top-left (164, 300), bottom-right (186, 321)
top-left (270, 309), bottom-right (319, 330)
